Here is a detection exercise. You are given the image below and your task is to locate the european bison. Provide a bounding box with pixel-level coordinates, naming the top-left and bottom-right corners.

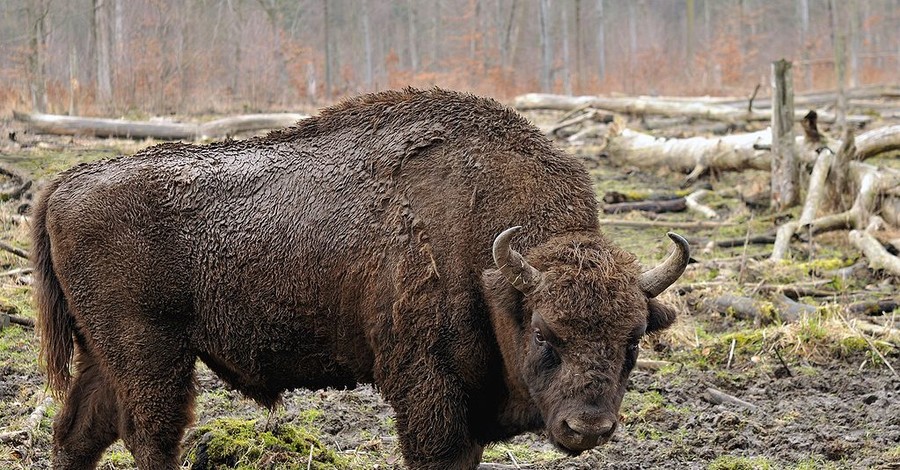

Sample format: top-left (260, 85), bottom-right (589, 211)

top-left (32, 88), bottom-right (689, 469)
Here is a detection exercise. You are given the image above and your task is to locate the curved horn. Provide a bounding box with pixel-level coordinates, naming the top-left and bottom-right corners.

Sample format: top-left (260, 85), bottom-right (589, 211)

top-left (493, 226), bottom-right (544, 294)
top-left (638, 232), bottom-right (690, 297)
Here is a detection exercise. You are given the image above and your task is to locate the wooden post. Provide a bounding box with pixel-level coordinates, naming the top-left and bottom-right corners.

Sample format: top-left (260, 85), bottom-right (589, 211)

top-left (771, 59), bottom-right (799, 211)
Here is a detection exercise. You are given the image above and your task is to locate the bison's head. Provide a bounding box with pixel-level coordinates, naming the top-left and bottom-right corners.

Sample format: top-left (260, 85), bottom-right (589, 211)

top-left (484, 227), bottom-right (688, 454)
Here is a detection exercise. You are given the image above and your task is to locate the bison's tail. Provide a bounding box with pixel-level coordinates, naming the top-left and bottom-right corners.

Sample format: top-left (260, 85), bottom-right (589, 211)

top-left (31, 179), bottom-right (74, 396)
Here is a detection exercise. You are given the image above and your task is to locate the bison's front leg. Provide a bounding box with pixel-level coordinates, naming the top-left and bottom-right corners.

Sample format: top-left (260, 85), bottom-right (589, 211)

top-left (390, 376), bottom-right (484, 470)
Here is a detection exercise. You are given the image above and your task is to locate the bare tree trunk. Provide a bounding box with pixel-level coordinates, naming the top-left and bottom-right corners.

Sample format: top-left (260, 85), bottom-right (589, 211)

top-left (574, 0), bottom-right (583, 93)
top-left (94, 0), bottom-right (113, 109)
top-left (848, 0), bottom-right (859, 88)
top-left (627, 0), bottom-right (637, 90)
top-left (539, 0), bottom-right (552, 92)
top-left (562, 5), bottom-right (572, 95)
top-left (363, 0), bottom-right (374, 89)
top-left (114, 0), bottom-right (124, 88)
top-left (431, 0), bottom-right (441, 70)
top-left (798, 0), bottom-right (812, 89)
top-left (68, 47), bottom-right (78, 116)
top-left (829, 0), bottom-right (848, 133)
top-left (686, 0), bottom-right (695, 62)
top-left (771, 59), bottom-right (800, 210)
top-left (323, 0), bottom-right (332, 100)
top-left (27, 0), bottom-right (49, 113)
top-left (407, 0), bottom-right (419, 73)
top-left (596, 0), bottom-right (605, 82)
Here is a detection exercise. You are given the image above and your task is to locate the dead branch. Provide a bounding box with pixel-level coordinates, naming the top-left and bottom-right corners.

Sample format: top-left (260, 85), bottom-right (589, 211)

top-left (0, 267), bottom-right (32, 277)
top-left (711, 230), bottom-right (777, 248)
top-left (703, 387), bottom-right (757, 409)
top-left (13, 111), bottom-right (309, 140)
top-left (849, 229), bottom-right (900, 276)
top-left (0, 394), bottom-right (52, 446)
top-left (597, 218), bottom-right (734, 229)
top-left (798, 150), bottom-right (835, 226)
top-left (0, 241), bottom-right (30, 260)
top-left (770, 222), bottom-right (800, 261)
top-left (685, 189), bottom-right (717, 219)
top-left (8, 315), bottom-right (34, 328)
top-left (602, 198), bottom-right (686, 214)
top-left (636, 359), bottom-right (672, 371)
top-left (847, 299), bottom-right (900, 316)
top-left (602, 190), bottom-right (687, 204)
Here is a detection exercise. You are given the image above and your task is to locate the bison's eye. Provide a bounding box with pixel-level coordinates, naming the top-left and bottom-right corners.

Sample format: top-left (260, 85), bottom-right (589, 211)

top-left (533, 328), bottom-right (546, 346)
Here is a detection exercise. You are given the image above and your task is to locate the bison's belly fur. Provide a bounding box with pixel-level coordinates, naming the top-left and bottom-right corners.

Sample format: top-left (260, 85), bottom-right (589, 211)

top-left (32, 88), bottom-right (602, 469)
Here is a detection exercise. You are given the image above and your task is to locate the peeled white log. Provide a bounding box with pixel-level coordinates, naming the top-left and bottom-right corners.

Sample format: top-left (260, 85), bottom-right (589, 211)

top-left (604, 128), bottom-right (772, 174)
top-left (849, 229), bottom-right (900, 276)
top-left (685, 189), bottom-right (718, 219)
top-left (13, 111), bottom-right (309, 140)
top-left (513, 93), bottom-right (872, 125)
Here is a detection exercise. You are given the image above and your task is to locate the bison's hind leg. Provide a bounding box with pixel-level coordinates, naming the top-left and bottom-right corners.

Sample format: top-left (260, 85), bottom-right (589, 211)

top-left (51, 347), bottom-right (120, 470)
top-left (104, 328), bottom-right (197, 470)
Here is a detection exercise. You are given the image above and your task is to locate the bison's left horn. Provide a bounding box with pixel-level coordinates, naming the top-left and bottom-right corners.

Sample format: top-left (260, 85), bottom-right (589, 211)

top-left (493, 226), bottom-right (544, 294)
top-left (638, 232), bottom-right (690, 298)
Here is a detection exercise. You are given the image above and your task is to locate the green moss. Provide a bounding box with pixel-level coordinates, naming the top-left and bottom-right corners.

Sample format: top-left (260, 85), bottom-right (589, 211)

top-left (707, 455), bottom-right (775, 470)
top-left (99, 447), bottom-right (136, 469)
top-left (185, 417), bottom-right (347, 469)
top-left (883, 444), bottom-right (900, 462)
top-left (836, 336), bottom-right (869, 356)
top-left (298, 408), bottom-right (324, 425)
top-left (622, 390), bottom-right (664, 420)
top-left (797, 257), bottom-right (851, 273)
top-left (481, 441), bottom-right (562, 464)
top-left (793, 457), bottom-right (843, 470)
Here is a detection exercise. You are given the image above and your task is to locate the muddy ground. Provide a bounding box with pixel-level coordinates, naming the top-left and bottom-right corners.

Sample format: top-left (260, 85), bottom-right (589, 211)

top-left (0, 112), bottom-right (898, 469)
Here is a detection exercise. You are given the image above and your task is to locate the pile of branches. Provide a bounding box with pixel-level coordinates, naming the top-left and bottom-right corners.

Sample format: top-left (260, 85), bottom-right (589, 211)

top-left (514, 91), bottom-right (900, 278)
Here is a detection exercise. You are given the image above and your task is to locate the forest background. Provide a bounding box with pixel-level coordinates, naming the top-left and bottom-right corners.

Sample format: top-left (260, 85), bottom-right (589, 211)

top-left (2, 0), bottom-right (899, 117)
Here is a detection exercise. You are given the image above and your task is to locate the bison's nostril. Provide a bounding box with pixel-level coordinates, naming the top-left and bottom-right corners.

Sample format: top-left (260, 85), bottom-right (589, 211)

top-left (563, 417), bottom-right (592, 436)
top-left (564, 416), bottom-right (617, 441)
top-left (596, 418), bottom-right (616, 438)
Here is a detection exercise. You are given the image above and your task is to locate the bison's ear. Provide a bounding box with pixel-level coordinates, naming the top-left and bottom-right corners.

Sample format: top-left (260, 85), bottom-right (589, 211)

top-left (646, 298), bottom-right (677, 333)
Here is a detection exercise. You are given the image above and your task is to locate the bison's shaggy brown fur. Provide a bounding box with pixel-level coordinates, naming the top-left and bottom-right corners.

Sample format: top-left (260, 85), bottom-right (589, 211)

top-left (32, 88), bottom-right (686, 469)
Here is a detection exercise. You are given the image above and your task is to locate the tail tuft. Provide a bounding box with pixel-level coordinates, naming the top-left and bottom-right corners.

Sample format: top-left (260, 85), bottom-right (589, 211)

top-left (30, 180), bottom-right (74, 396)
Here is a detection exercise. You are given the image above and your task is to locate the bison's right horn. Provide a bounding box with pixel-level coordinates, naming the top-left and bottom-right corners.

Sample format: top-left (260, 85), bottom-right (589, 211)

top-left (638, 232), bottom-right (690, 298)
top-left (493, 226), bottom-right (544, 294)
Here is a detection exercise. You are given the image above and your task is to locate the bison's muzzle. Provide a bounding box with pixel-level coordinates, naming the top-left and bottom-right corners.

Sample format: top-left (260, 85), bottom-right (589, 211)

top-left (552, 408), bottom-right (618, 453)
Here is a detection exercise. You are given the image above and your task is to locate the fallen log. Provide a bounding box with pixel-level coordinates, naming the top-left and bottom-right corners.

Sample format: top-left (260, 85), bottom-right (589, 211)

top-left (603, 127), bottom-right (772, 176)
top-left (855, 124), bottom-right (900, 161)
top-left (847, 299), bottom-right (899, 316)
top-left (602, 198), bottom-right (686, 214)
top-left (711, 231), bottom-right (778, 248)
top-left (596, 218), bottom-right (734, 229)
top-left (849, 229), bottom-right (900, 276)
top-left (13, 111), bottom-right (309, 140)
top-left (513, 93), bottom-right (873, 125)
top-left (602, 190), bottom-right (686, 203)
